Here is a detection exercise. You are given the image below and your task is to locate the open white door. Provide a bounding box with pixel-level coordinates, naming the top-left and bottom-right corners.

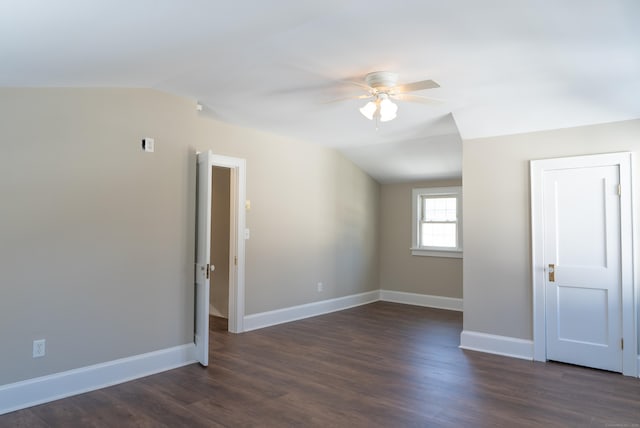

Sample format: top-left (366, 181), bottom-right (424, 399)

top-left (195, 151), bottom-right (212, 366)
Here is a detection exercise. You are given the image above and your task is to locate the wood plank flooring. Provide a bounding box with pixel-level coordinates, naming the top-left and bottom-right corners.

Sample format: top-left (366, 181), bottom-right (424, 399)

top-left (2, 302), bottom-right (640, 427)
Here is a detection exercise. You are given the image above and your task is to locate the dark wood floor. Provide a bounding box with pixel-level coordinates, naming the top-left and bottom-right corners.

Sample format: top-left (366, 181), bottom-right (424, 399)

top-left (2, 302), bottom-right (640, 427)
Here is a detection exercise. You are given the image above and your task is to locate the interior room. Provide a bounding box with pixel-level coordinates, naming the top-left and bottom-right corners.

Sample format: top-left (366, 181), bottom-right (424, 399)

top-left (1, 1), bottom-right (639, 426)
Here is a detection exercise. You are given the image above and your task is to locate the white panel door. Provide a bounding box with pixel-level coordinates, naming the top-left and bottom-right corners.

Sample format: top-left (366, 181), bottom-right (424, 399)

top-left (543, 165), bottom-right (622, 372)
top-left (195, 151), bottom-right (212, 366)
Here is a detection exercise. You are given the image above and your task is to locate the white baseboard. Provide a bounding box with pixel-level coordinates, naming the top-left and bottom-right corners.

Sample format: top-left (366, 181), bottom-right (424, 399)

top-left (243, 290), bottom-right (380, 332)
top-left (459, 330), bottom-right (533, 360)
top-left (0, 343), bottom-right (197, 416)
top-left (379, 290), bottom-right (463, 311)
top-left (243, 290), bottom-right (464, 332)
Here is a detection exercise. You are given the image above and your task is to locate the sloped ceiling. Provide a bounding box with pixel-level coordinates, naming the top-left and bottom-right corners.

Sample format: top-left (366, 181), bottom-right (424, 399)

top-left (2, 1), bottom-right (639, 183)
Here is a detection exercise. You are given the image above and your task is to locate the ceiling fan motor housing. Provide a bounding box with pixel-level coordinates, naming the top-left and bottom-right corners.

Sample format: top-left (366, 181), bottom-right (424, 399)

top-left (364, 71), bottom-right (398, 90)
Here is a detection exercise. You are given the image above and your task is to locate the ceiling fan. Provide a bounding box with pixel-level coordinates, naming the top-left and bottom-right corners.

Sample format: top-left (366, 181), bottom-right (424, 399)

top-left (336, 71), bottom-right (442, 124)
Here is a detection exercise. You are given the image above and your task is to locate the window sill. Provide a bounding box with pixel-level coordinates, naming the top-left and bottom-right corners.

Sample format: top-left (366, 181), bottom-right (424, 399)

top-left (410, 248), bottom-right (463, 258)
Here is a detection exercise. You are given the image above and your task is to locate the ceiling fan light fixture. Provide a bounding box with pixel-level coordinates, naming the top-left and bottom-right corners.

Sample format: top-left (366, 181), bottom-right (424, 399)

top-left (359, 100), bottom-right (377, 120)
top-left (379, 97), bottom-right (398, 122)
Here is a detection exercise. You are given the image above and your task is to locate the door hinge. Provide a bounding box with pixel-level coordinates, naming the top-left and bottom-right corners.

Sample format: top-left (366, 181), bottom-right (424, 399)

top-left (621, 338), bottom-right (624, 350)
top-left (234, 256), bottom-right (238, 266)
top-left (617, 184), bottom-right (621, 196)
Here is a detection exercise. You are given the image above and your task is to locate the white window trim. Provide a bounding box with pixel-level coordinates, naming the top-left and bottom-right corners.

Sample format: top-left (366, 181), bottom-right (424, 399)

top-left (411, 186), bottom-right (463, 258)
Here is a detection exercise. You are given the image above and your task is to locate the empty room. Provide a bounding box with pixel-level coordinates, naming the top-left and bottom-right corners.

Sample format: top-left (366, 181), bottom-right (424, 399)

top-left (1, 1), bottom-right (640, 426)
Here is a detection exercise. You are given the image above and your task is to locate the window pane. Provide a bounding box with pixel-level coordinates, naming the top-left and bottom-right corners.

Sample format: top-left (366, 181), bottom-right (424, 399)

top-left (423, 197), bottom-right (457, 221)
top-left (421, 223), bottom-right (457, 248)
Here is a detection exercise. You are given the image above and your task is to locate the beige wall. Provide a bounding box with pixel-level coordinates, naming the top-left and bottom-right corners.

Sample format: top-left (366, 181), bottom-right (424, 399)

top-left (379, 180), bottom-right (463, 298)
top-left (220, 123), bottom-right (380, 315)
top-left (210, 166), bottom-right (230, 318)
top-left (463, 118), bottom-right (640, 341)
top-left (0, 88), bottom-right (380, 385)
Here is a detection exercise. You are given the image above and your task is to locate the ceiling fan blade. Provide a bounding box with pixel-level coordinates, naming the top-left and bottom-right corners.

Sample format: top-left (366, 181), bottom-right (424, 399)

top-left (322, 94), bottom-right (372, 104)
top-left (395, 79), bottom-right (440, 93)
top-left (342, 79), bottom-right (373, 91)
top-left (392, 93), bottom-right (444, 104)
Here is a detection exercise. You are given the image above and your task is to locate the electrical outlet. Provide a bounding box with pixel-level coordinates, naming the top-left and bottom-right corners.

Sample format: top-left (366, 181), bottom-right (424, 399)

top-left (33, 339), bottom-right (45, 358)
top-left (317, 282), bottom-right (323, 292)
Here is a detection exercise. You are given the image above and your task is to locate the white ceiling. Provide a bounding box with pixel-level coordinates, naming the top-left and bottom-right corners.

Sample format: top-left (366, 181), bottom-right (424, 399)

top-left (2, 1), bottom-right (640, 183)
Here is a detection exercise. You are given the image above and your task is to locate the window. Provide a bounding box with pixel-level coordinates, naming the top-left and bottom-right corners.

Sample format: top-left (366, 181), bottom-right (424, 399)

top-left (411, 186), bottom-right (462, 258)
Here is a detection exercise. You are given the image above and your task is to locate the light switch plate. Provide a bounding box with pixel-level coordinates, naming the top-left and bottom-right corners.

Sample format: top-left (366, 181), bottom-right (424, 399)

top-left (142, 138), bottom-right (155, 152)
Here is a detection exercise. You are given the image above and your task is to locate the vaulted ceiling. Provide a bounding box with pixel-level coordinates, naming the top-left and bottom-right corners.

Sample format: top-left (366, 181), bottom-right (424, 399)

top-left (2, 1), bottom-right (639, 183)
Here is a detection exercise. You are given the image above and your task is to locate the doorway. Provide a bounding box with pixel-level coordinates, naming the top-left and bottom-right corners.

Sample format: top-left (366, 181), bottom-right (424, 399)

top-left (530, 152), bottom-right (636, 376)
top-left (210, 166), bottom-right (233, 330)
top-left (195, 151), bottom-right (247, 366)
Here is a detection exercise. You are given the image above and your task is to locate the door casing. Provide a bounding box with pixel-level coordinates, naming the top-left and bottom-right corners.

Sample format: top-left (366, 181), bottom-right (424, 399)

top-left (209, 153), bottom-right (246, 334)
top-left (530, 152), bottom-right (637, 377)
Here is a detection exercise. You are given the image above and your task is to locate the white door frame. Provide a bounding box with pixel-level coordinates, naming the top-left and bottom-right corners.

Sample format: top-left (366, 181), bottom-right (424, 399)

top-left (212, 153), bottom-right (246, 333)
top-left (530, 152), bottom-right (637, 376)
